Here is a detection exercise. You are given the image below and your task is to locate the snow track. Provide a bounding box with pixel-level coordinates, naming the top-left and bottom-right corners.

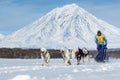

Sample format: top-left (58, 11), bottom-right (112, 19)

top-left (0, 58), bottom-right (120, 80)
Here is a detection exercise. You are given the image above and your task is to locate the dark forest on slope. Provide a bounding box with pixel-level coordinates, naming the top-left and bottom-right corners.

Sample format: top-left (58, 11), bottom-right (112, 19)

top-left (0, 48), bottom-right (120, 58)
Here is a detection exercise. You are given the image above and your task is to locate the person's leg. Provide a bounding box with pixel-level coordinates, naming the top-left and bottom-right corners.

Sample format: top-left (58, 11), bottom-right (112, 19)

top-left (101, 45), bottom-right (105, 61)
top-left (95, 45), bottom-right (105, 62)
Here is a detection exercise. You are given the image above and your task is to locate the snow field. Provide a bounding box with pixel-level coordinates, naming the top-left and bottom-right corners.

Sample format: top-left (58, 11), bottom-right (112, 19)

top-left (0, 58), bottom-right (120, 80)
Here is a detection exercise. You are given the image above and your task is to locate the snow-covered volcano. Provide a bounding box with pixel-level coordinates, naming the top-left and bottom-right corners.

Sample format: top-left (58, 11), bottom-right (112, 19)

top-left (0, 34), bottom-right (5, 40)
top-left (0, 4), bottom-right (120, 49)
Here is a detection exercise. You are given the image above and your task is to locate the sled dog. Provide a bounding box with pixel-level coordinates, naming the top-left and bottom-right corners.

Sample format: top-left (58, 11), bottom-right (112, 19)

top-left (76, 48), bottom-right (89, 65)
top-left (40, 48), bottom-right (50, 66)
top-left (60, 47), bottom-right (78, 65)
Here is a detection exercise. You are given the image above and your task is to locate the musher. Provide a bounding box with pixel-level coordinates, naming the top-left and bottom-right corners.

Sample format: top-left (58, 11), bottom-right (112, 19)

top-left (95, 30), bottom-right (108, 62)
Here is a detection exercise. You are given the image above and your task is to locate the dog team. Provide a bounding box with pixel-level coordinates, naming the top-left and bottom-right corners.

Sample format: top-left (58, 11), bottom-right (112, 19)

top-left (40, 47), bottom-right (91, 66)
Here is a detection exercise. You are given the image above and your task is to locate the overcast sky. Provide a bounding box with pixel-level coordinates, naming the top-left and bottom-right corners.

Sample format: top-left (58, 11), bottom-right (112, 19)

top-left (0, 0), bottom-right (120, 34)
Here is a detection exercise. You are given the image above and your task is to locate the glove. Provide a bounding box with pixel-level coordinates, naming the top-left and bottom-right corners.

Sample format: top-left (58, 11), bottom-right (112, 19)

top-left (104, 44), bottom-right (107, 46)
top-left (104, 44), bottom-right (107, 49)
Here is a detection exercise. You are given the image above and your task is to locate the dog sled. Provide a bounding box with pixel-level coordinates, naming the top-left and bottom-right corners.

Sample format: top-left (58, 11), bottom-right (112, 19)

top-left (95, 46), bottom-right (109, 62)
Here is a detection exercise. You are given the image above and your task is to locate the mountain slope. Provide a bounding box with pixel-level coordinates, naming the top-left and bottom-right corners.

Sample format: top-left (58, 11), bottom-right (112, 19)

top-left (0, 4), bottom-right (120, 49)
top-left (0, 34), bottom-right (5, 40)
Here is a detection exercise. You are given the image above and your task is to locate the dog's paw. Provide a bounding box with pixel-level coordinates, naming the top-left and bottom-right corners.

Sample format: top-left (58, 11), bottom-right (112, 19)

top-left (77, 62), bottom-right (80, 65)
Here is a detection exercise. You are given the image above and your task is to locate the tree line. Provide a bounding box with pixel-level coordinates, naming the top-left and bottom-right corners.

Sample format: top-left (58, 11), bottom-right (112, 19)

top-left (0, 48), bottom-right (119, 58)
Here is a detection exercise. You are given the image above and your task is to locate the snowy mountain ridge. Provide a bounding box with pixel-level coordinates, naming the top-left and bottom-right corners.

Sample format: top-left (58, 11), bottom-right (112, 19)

top-left (0, 34), bottom-right (5, 40)
top-left (0, 3), bottom-right (120, 49)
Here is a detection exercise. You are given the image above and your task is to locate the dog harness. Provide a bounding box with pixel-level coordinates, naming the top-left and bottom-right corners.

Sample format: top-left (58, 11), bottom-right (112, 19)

top-left (41, 51), bottom-right (47, 58)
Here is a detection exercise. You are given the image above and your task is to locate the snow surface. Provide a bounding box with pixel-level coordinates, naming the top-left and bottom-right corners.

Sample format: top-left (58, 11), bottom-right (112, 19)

top-left (0, 3), bottom-right (120, 49)
top-left (0, 58), bottom-right (120, 80)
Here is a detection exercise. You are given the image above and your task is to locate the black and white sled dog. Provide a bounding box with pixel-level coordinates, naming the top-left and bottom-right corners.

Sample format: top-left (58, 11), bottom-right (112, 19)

top-left (76, 47), bottom-right (89, 65)
top-left (60, 47), bottom-right (78, 65)
top-left (40, 48), bottom-right (50, 66)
